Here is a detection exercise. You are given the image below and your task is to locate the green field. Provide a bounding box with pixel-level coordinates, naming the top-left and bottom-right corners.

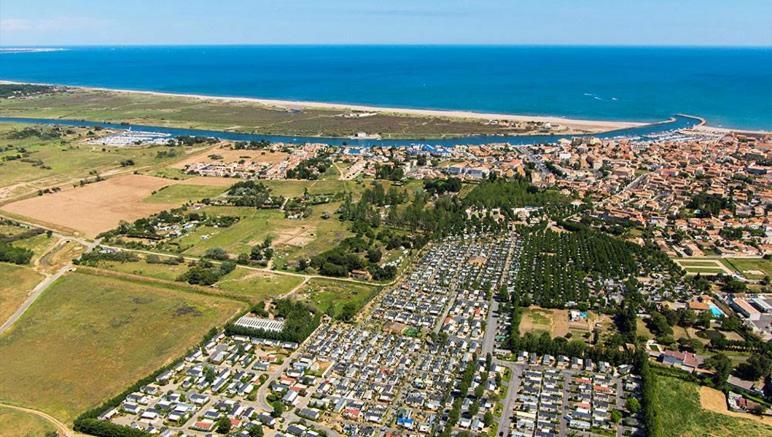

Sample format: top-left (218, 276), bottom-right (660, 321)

top-left (0, 406), bottom-right (56, 437)
top-left (722, 258), bottom-right (772, 280)
top-left (261, 179), bottom-right (365, 198)
top-left (215, 268), bottom-right (304, 303)
top-left (0, 89), bottom-right (540, 139)
top-left (170, 203), bottom-right (351, 266)
top-left (93, 258), bottom-right (190, 282)
top-left (0, 263), bottom-right (43, 328)
top-left (0, 271), bottom-right (244, 423)
top-left (10, 234), bottom-right (57, 262)
top-left (653, 374), bottom-right (771, 436)
top-left (295, 278), bottom-right (380, 318)
top-left (144, 183), bottom-right (229, 204)
top-left (0, 123), bottom-right (186, 200)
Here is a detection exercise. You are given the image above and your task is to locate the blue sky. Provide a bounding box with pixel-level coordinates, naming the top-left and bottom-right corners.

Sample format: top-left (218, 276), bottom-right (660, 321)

top-left (1, 0), bottom-right (770, 46)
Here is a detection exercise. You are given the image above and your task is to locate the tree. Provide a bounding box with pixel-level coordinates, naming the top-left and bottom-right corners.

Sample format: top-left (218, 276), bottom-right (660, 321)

top-left (705, 353), bottom-right (732, 386)
top-left (216, 416), bottom-right (231, 434)
top-left (270, 400), bottom-right (285, 417)
top-left (736, 353), bottom-right (772, 381)
top-left (247, 424), bottom-right (264, 437)
top-left (367, 247), bottom-right (382, 263)
top-left (339, 303), bottom-right (357, 322)
top-left (483, 411), bottom-right (494, 427)
top-left (610, 410), bottom-right (622, 423)
top-left (625, 397), bottom-right (641, 414)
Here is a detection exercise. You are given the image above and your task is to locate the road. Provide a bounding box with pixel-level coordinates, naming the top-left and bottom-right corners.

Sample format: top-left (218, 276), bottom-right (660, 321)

top-left (0, 402), bottom-right (73, 436)
top-left (495, 361), bottom-right (522, 436)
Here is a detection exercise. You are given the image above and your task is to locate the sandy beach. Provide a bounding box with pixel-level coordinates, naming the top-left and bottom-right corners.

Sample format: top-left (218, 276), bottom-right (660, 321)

top-left (1, 80), bottom-right (643, 132)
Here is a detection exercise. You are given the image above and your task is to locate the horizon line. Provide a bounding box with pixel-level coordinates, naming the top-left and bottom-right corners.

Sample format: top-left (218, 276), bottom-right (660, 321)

top-left (1, 43), bottom-right (771, 49)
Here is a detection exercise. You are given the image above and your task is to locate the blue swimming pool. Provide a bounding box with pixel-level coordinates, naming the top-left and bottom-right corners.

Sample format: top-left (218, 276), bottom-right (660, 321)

top-left (709, 304), bottom-right (725, 318)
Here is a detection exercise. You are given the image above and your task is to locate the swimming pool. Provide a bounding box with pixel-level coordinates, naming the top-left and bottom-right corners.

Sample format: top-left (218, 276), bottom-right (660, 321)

top-left (709, 304), bottom-right (725, 318)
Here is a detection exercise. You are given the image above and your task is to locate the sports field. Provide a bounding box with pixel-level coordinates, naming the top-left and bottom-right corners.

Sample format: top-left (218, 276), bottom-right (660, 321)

top-left (0, 270), bottom-right (244, 424)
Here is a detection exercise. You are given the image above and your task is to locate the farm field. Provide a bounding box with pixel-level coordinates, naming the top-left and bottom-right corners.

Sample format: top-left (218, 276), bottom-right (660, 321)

top-left (1, 174), bottom-right (234, 237)
top-left (652, 374), bottom-right (771, 436)
top-left (0, 263), bottom-right (43, 329)
top-left (295, 278), bottom-right (380, 319)
top-left (0, 406), bottom-right (56, 437)
top-left (0, 270), bottom-right (245, 424)
top-left (91, 257), bottom-right (190, 282)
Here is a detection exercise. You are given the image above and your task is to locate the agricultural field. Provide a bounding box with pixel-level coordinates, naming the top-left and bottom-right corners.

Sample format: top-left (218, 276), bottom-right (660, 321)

top-left (295, 278), bottom-right (380, 319)
top-left (652, 374), bottom-right (771, 435)
top-left (0, 88), bottom-right (570, 138)
top-left (0, 263), bottom-right (43, 328)
top-left (721, 258), bottom-right (772, 280)
top-left (0, 270), bottom-right (245, 424)
top-left (0, 406), bottom-right (56, 437)
top-left (0, 123), bottom-right (190, 202)
top-left (1, 174), bottom-right (233, 237)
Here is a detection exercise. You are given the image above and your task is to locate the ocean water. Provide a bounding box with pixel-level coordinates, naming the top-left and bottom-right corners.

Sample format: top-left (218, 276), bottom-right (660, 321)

top-left (0, 46), bottom-right (770, 130)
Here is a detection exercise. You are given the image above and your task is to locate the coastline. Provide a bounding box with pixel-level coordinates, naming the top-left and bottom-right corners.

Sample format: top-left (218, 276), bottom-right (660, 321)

top-left (0, 80), bottom-right (643, 132)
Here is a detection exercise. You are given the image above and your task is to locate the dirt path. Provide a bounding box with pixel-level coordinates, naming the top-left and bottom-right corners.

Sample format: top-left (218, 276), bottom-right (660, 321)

top-left (699, 386), bottom-right (772, 426)
top-left (0, 402), bottom-right (73, 436)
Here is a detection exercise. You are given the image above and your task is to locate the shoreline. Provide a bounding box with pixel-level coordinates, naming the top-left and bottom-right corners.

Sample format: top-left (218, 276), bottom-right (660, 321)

top-left (2, 80), bottom-right (769, 135)
top-left (1, 80), bottom-right (643, 132)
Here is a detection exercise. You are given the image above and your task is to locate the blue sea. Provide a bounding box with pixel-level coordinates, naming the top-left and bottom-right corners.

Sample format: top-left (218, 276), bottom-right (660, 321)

top-left (0, 46), bottom-right (770, 130)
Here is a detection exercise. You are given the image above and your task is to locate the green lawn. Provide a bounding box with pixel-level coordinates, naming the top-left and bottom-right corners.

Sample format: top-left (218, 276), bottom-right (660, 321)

top-left (215, 268), bottom-right (304, 303)
top-left (0, 406), bottom-right (56, 436)
top-left (295, 278), bottom-right (380, 319)
top-left (0, 263), bottom-right (43, 330)
top-left (144, 183), bottom-right (229, 204)
top-left (653, 374), bottom-right (771, 436)
top-left (0, 271), bottom-right (244, 424)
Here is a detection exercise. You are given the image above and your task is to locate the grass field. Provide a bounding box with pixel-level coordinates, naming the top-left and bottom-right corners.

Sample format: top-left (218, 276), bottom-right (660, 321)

top-left (721, 258), bottom-right (772, 280)
top-left (0, 123), bottom-right (186, 201)
top-left (0, 270), bottom-right (244, 424)
top-left (172, 203), bottom-right (351, 266)
top-left (93, 258), bottom-right (190, 282)
top-left (215, 268), bottom-right (304, 303)
top-left (0, 263), bottom-right (43, 328)
top-left (519, 307), bottom-right (569, 338)
top-left (653, 374), bottom-right (771, 436)
top-left (143, 183), bottom-right (228, 204)
top-left (0, 406), bottom-right (56, 437)
top-left (0, 89), bottom-right (563, 139)
top-left (9, 233), bottom-right (58, 262)
top-left (295, 278), bottom-right (380, 318)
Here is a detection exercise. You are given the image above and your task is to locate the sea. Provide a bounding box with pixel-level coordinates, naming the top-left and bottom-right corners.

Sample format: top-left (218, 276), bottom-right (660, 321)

top-left (0, 45), bottom-right (770, 130)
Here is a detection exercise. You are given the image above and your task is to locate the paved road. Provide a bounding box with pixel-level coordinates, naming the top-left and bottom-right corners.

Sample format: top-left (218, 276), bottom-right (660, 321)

top-left (495, 361), bottom-right (522, 436)
top-left (0, 402), bottom-right (73, 436)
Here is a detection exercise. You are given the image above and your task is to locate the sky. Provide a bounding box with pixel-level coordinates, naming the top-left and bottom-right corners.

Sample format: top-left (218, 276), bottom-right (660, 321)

top-left (1, 0), bottom-right (771, 47)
